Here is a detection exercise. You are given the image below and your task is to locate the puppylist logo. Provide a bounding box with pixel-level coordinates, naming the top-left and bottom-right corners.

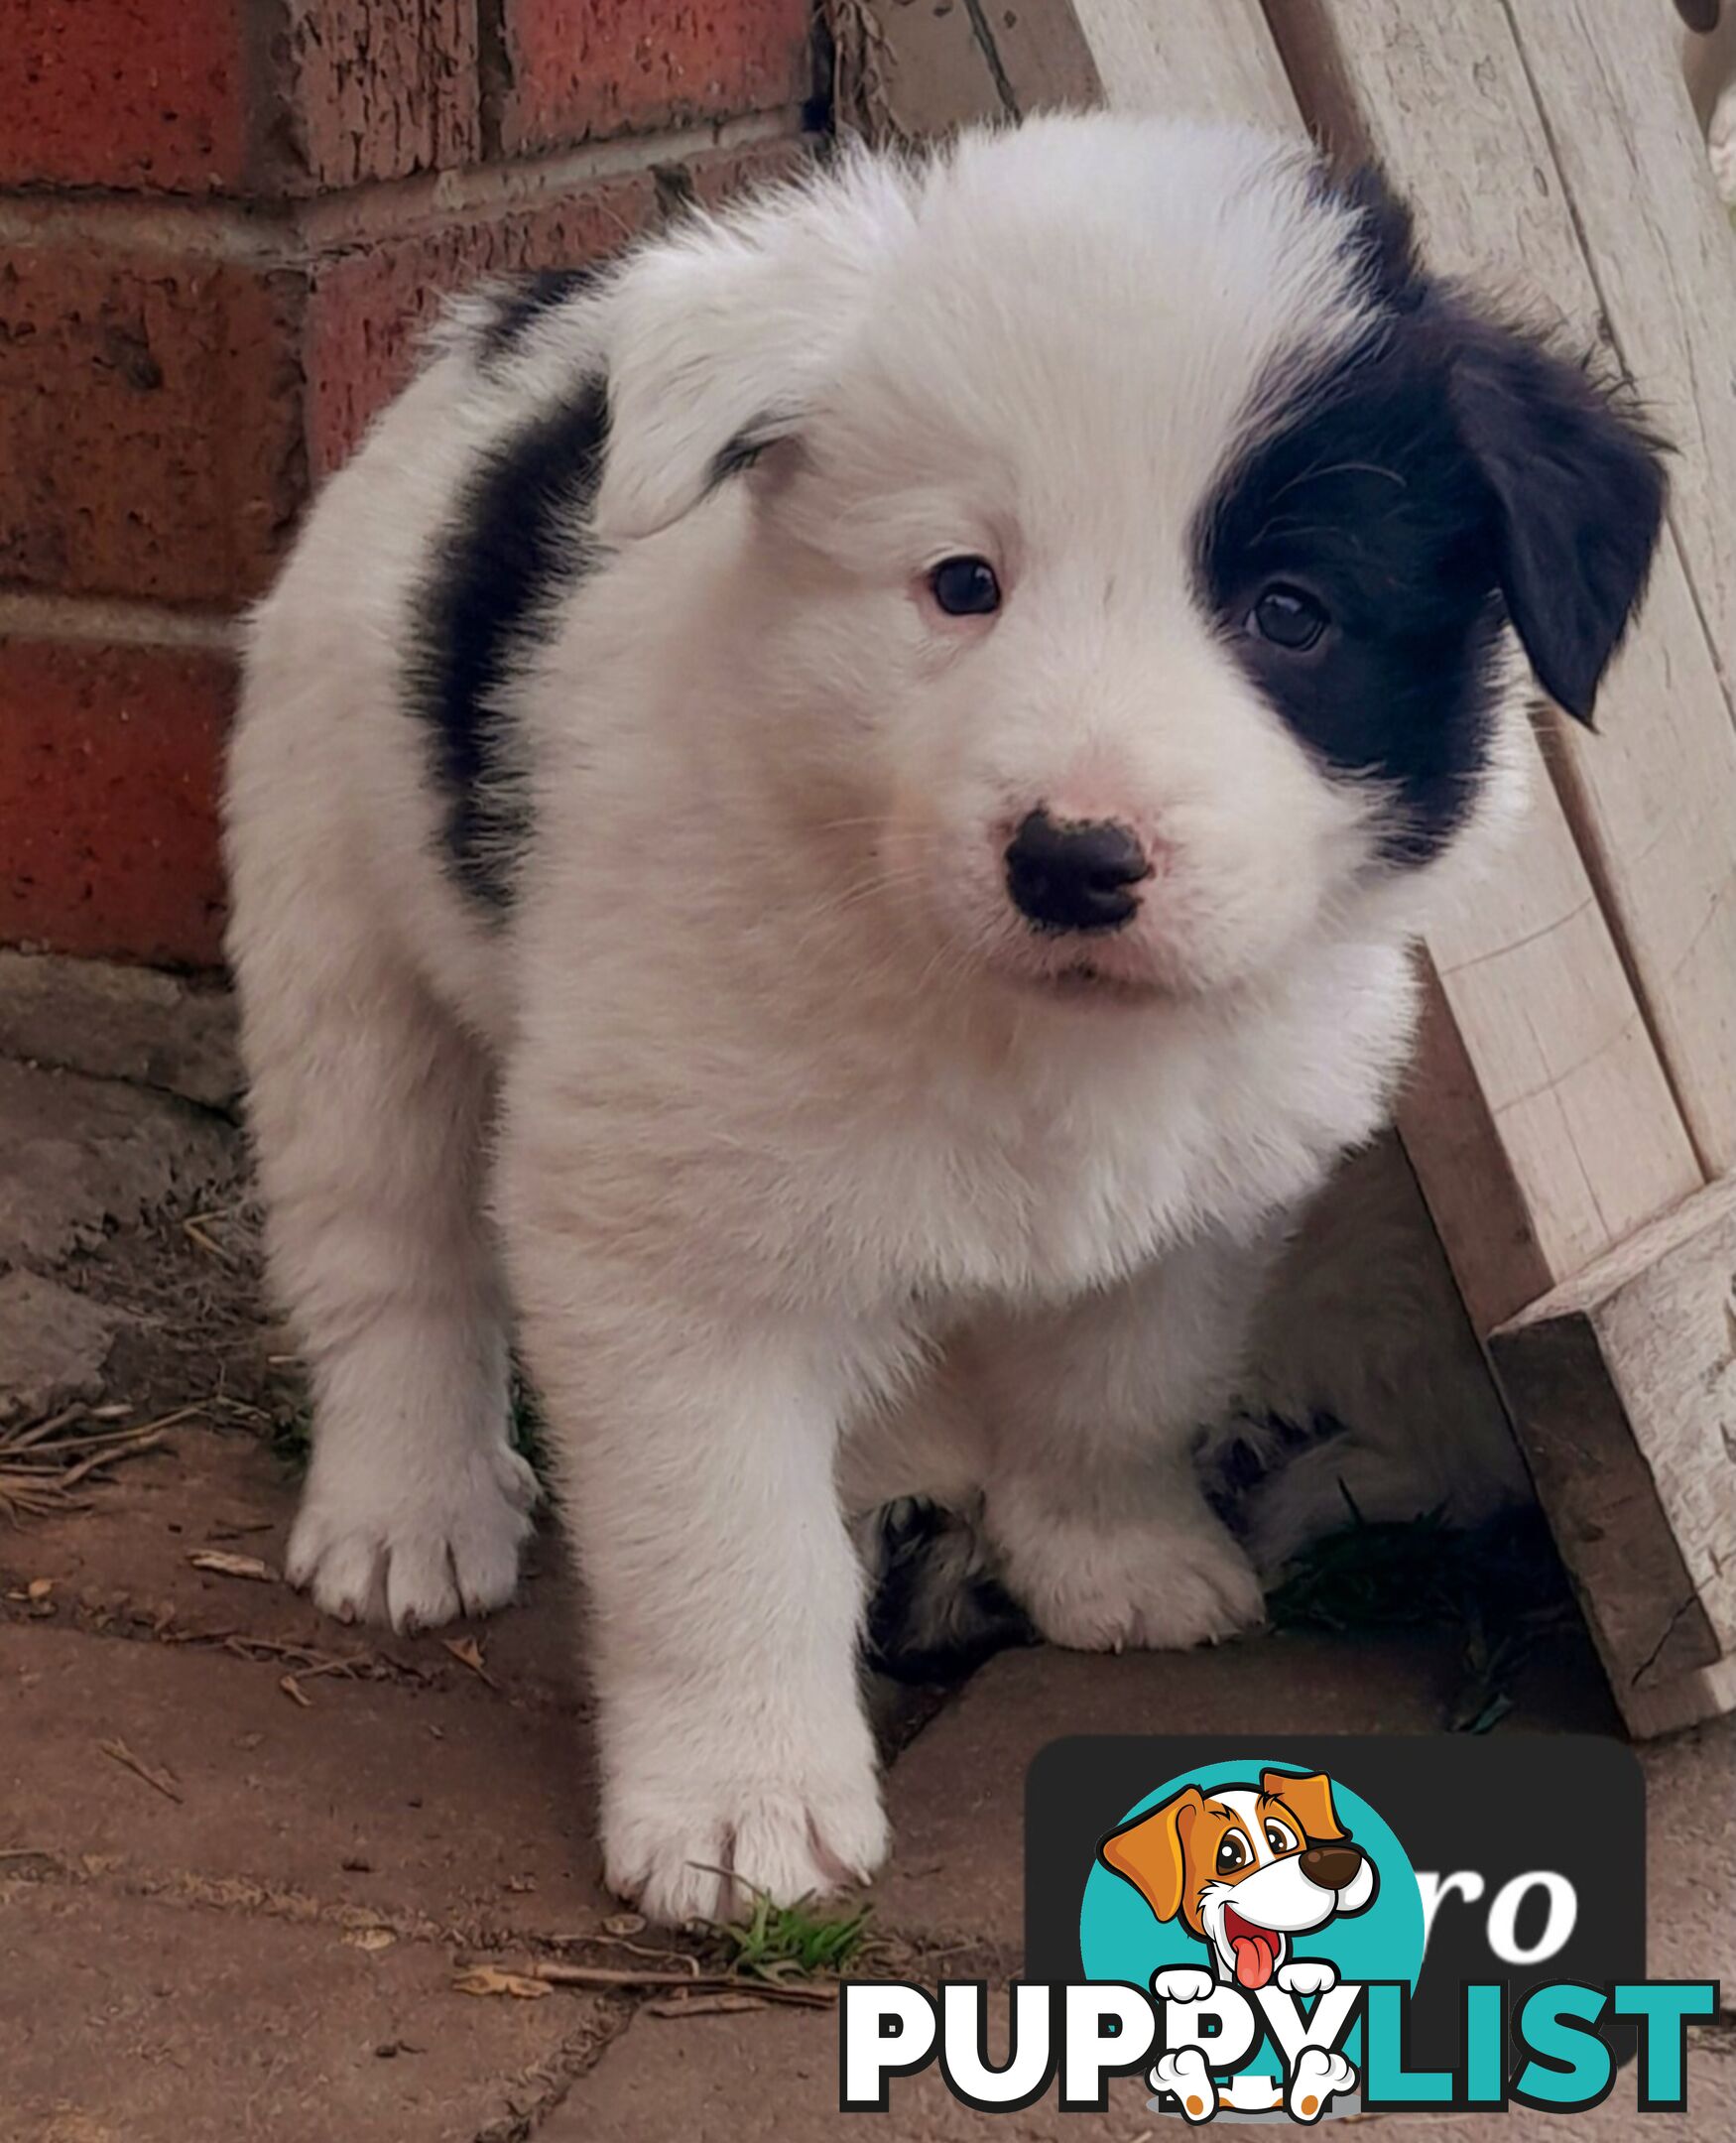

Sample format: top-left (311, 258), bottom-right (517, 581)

top-left (839, 1737), bottom-right (1720, 2120)
top-left (1091, 1762), bottom-right (1404, 2118)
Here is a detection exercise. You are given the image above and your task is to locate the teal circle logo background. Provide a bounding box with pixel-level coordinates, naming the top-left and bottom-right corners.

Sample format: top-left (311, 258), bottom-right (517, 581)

top-left (1080, 1759), bottom-right (1426, 2016)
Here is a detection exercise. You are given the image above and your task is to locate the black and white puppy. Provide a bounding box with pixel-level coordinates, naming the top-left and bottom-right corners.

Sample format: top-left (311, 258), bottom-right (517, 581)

top-left (224, 116), bottom-right (1664, 1923)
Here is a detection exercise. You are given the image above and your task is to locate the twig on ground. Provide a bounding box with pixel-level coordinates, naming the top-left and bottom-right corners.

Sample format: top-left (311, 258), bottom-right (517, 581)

top-left (98, 1737), bottom-right (184, 1804)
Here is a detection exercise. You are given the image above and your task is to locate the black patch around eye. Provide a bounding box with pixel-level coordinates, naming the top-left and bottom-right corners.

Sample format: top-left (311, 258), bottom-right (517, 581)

top-left (407, 376), bottom-right (609, 906)
top-left (476, 268), bottom-right (600, 371)
top-left (1194, 321), bottom-right (1507, 867)
top-left (1252, 584), bottom-right (1329, 651)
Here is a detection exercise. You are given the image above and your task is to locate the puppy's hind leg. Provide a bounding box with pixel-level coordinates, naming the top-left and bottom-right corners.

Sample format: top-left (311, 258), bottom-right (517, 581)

top-left (232, 894), bottom-right (535, 1633)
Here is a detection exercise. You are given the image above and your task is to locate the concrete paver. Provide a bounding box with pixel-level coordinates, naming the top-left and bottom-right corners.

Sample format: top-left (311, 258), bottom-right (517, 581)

top-left (0, 948), bottom-right (239, 1110)
top-left (1643, 1713), bottom-right (1736, 1986)
top-left (0, 1624), bottom-right (610, 1945)
top-left (0, 1878), bottom-right (614, 2143)
top-left (0, 1059), bottom-right (236, 1274)
top-left (0, 1269), bottom-right (130, 1426)
top-left (0, 1422), bottom-right (584, 1708)
top-left (874, 1629), bottom-right (1621, 1954)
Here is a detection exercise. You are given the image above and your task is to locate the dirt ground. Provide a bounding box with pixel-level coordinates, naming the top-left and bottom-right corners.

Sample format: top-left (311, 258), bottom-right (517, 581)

top-left (2, 950), bottom-right (1731, 2141)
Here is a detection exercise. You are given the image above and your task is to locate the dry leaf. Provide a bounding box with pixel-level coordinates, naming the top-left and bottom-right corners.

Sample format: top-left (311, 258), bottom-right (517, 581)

top-left (26, 1578), bottom-right (53, 1601)
top-left (601, 1912), bottom-right (647, 1938)
top-left (344, 1927), bottom-right (396, 1953)
top-left (187, 1551), bottom-right (275, 1582)
top-left (452, 1966), bottom-right (553, 2001)
top-left (440, 1635), bottom-right (497, 1688)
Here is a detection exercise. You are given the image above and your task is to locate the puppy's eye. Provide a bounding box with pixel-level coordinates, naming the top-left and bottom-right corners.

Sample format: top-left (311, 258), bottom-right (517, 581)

top-left (1251, 583), bottom-right (1329, 651)
top-left (929, 555), bottom-right (1002, 617)
top-left (1265, 1821), bottom-right (1298, 1854)
top-left (1216, 1833), bottom-right (1250, 1875)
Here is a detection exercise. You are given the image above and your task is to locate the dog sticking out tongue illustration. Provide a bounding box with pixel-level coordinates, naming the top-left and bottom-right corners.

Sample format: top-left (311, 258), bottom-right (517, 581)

top-left (1099, 1769), bottom-right (1377, 1993)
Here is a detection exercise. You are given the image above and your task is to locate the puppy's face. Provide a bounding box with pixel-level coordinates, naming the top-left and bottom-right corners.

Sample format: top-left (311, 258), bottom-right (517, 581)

top-left (1099, 1769), bottom-right (1379, 1989)
top-left (597, 118), bottom-right (1665, 1004)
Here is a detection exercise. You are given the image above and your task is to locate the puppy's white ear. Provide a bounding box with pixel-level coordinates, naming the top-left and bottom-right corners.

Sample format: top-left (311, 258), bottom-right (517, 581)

top-left (593, 163), bottom-right (913, 543)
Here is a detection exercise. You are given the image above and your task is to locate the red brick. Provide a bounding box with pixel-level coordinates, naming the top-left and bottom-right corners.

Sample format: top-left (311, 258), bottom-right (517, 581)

top-left (0, 1), bottom-right (252, 193)
top-left (305, 178), bottom-right (653, 476)
top-left (303, 139), bottom-right (808, 474)
top-left (0, 641), bottom-right (231, 966)
top-left (0, 245), bottom-right (308, 606)
top-left (282, 0), bottom-right (481, 189)
top-left (493, 0), bottom-right (813, 157)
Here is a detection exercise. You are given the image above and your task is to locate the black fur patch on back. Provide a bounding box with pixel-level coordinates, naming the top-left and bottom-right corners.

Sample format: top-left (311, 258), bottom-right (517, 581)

top-left (476, 268), bottom-right (600, 371)
top-left (1194, 316), bottom-right (1508, 866)
top-left (409, 378), bottom-right (608, 905)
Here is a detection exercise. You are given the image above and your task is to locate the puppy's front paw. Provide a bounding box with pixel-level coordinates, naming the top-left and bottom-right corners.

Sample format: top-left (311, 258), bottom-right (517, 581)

top-left (287, 1440), bottom-right (538, 1632)
top-left (1276, 1958), bottom-right (1337, 1997)
top-left (1152, 1965), bottom-right (1216, 2004)
top-left (604, 1767), bottom-right (890, 1927)
top-left (1005, 1514), bottom-right (1264, 1653)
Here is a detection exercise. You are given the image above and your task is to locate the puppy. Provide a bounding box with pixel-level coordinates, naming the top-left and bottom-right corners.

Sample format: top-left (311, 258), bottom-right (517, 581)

top-left (224, 115), bottom-right (1665, 1922)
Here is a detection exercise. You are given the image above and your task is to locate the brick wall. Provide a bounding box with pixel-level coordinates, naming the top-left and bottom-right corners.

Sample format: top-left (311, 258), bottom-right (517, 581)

top-left (0, 0), bottom-right (819, 965)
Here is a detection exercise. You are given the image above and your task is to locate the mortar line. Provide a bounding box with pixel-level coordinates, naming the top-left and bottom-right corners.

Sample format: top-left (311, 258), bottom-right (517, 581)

top-left (0, 110), bottom-right (811, 267)
top-left (0, 590), bottom-right (242, 654)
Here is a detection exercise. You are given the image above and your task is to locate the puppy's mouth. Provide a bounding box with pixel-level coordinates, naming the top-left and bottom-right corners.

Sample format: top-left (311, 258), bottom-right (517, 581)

top-left (1223, 1906), bottom-right (1286, 1990)
top-left (994, 955), bottom-right (1170, 1006)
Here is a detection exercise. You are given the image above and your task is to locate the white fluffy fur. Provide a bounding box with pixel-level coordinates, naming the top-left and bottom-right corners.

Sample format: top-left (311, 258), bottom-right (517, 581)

top-left (226, 118), bottom-right (1529, 1924)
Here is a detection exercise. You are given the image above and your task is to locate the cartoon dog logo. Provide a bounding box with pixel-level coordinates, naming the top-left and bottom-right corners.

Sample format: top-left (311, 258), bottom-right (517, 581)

top-left (1098, 1768), bottom-right (1378, 2121)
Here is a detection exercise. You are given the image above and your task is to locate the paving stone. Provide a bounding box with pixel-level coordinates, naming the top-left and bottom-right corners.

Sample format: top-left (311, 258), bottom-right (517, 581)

top-left (0, 1622), bottom-right (608, 1944)
top-left (0, 1059), bottom-right (236, 1271)
top-left (0, 950), bottom-right (240, 1110)
top-left (876, 1628), bottom-right (1620, 1954)
top-left (541, 1999), bottom-right (1736, 2142)
top-left (0, 1421), bottom-right (587, 1707)
top-left (0, 1269), bottom-right (128, 1424)
top-left (1643, 1712), bottom-right (1736, 1988)
top-left (0, 1878), bottom-right (608, 2143)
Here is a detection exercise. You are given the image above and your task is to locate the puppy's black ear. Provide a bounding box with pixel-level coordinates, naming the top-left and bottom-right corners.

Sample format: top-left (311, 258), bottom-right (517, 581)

top-left (1445, 318), bottom-right (1668, 724)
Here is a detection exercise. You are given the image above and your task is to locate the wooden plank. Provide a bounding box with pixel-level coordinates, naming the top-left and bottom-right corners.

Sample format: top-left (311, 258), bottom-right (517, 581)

top-left (1492, 1177), bottom-right (1736, 1729)
top-left (1065, 0), bottom-right (1299, 130)
top-left (851, 0), bottom-right (1296, 139)
top-left (1510, 0), bottom-right (1736, 711)
top-left (1261, 0), bottom-right (1736, 1187)
top-left (1414, 766), bottom-right (1702, 1313)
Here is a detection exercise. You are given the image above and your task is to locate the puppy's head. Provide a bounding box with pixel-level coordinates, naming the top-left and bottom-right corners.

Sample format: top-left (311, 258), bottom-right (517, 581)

top-left (1099, 1769), bottom-right (1378, 1988)
top-left (594, 117), bottom-right (1666, 1005)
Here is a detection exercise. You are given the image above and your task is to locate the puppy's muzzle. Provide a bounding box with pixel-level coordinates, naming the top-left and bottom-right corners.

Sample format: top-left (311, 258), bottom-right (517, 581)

top-left (1300, 1844), bottom-right (1365, 1892)
top-left (1005, 808), bottom-right (1152, 934)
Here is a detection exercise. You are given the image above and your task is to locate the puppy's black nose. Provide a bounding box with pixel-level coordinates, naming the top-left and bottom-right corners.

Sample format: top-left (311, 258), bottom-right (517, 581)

top-left (1300, 1845), bottom-right (1364, 1892)
top-left (1005, 809), bottom-right (1152, 933)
